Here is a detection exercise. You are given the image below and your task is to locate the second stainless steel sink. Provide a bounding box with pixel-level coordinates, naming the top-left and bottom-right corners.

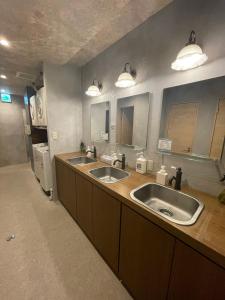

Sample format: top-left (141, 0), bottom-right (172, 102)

top-left (89, 166), bottom-right (129, 183)
top-left (130, 183), bottom-right (204, 225)
top-left (67, 156), bottom-right (96, 165)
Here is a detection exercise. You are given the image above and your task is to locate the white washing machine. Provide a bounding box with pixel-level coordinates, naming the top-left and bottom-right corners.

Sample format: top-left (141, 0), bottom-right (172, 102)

top-left (32, 143), bottom-right (48, 179)
top-left (36, 147), bottom-right (52, 192)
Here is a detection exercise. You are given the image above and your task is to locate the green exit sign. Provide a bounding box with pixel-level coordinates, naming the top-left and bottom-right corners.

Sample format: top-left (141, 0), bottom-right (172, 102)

top-left (1, 93), bottom-right (11, 103)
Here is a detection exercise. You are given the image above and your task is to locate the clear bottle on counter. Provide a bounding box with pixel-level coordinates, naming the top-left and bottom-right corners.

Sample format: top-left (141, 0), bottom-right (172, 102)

top-left (136, 152), bottom-right (147, 174)
top-left (156, 165), bottom-right (168, 185)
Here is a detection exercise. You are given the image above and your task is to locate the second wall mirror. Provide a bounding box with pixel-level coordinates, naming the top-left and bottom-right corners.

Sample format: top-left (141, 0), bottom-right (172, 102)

top-left (116, 92), bottom-right (150, 149)
top-left (91, 101), bottom-right (110, 142)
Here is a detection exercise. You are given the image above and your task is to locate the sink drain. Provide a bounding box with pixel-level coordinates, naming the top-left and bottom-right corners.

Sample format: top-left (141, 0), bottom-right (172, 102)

top-left (159, 208), bottom-right (173, 217)
top-left (6, 234), bottom-right (15, 242)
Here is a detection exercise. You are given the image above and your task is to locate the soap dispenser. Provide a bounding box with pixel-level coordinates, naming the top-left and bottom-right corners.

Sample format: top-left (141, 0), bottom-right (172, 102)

top-left (90, 144), bottom-right (95, 158)
top-left (86, 146), bottom-right (92, 158)
top-left (136, 152), bottom-right (147, 174)
top-left (156, 165), bottom-right (168, 185)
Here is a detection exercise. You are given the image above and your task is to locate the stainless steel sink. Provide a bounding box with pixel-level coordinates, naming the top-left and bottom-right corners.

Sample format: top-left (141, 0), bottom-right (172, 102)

top-left (130, 183), bottom-right (204, 225)
top-left (67, 156), bottom-right (96, 165)
top-left (89, 166), bottom-right (129, 183)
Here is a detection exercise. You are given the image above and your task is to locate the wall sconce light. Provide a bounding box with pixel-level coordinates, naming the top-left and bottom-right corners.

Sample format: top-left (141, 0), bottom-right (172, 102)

top-left (115, 63), bottom-right (136, 88)
top-left (0, 74), bottom-right (7, 79)
top-left (85, 80), bottom-right (102, 97)
top-left (171, 30), bottom-right (208, 71)
top-left (0, 39), bottom-right (10, 47)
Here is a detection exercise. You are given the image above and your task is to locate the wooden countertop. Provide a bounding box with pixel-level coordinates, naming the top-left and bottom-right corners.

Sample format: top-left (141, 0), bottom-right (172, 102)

top-left (55, 152), bottom-right (225, 269)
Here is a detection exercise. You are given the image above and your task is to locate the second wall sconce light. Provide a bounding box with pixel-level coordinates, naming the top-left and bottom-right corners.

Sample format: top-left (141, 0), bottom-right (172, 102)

top-left (115, 62), bottom-right (136, 88)
top-left (85, 80), bottom-right (102, 97)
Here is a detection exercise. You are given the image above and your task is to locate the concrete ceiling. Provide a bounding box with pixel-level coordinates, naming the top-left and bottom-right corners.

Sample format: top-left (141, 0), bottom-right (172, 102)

top-left (0, 0), bottom-right (172, 95)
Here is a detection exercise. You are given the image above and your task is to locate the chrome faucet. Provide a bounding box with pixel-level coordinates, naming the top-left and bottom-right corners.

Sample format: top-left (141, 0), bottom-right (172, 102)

top-left (215, 160), bottom-right (225, 183)
top-left (113, 154), bottom-right (126, 170)
top-left (169, 167), bottom-right (182, 190)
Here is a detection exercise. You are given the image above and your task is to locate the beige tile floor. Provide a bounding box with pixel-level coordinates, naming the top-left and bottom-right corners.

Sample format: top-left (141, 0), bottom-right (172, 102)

top-left (0, 163), bottom-right (132, 300)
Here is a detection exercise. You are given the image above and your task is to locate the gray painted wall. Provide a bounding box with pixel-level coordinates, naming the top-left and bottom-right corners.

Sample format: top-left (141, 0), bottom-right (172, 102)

top-left (44, 63), bottom-right (82, 194)
top-left (81, 0), bottom-right (225, 196)
top-left (0, 95), bottom-right (28, 167)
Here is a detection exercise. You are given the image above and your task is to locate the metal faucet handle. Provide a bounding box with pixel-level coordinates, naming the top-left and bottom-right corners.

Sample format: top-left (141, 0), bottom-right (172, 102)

top-left (220, 174), bottom-right (225, 182)
top-left (171, 166), bottom-right (182, 171)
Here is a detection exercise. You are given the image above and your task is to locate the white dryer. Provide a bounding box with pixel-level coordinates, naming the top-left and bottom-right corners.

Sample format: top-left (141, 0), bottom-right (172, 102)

top-left (36, 147), bottom-right (52, 192)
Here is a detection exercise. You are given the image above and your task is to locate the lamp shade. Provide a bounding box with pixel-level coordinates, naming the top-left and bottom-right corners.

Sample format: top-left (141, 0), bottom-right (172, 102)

top-left (171, 31), bottom-right (208, 71)
top-left (85, 83), bottom-right (102, 97)
top-left (171, 43), bottom-right (208, 71)
top-left (115, 71), bottom-right (136, 88)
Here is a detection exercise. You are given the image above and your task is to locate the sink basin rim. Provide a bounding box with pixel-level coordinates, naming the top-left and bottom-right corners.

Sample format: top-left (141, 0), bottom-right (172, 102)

top-left (89, 166), bottom-right (130, 183)
top-left (67, 156), bottom-right (97, 165)
top-left (130, 183), bottom-right (204, 226)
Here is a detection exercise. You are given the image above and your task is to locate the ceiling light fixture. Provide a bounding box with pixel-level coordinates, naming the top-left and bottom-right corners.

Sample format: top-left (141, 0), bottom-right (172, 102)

top-left (85, 80), bottom-right (102, 97)
top-left (0, 74), bottom-right (7, 79)
top-left (0, 39), bottom-right (10, 47)
top-left (171, 30), bottom-right (208, 71)
top-left (115, 63), bottom-right (136, 88)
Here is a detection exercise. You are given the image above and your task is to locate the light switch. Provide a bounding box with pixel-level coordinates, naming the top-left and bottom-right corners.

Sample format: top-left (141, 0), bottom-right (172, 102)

top-left (52, 131), bottom-right (58, 140)
top-left (25, 124), bottom-right (31, 135)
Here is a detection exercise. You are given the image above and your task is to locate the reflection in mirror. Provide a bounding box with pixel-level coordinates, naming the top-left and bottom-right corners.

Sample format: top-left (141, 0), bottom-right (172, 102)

top-left (116, 93), bottom-right (150, 149)
top-left (220, 138), bottom-right (225, 170)
top-left (159, 76), bottom-right (225, 160)
top-left (91, 101), bottom-right (110, 142)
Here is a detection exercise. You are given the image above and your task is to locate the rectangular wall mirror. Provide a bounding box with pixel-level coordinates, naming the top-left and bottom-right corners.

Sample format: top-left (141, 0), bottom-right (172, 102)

top-left (91, 101), bottom-right (110, 142)
top-left (116, 92), bottom-right (150, 149)
top-left (159, 76), bottom-right (225, 160)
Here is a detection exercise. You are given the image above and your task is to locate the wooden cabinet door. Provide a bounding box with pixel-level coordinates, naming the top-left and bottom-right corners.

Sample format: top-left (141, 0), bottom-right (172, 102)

top-left (119, 205), bottom-right (175, 300)
top-left (76, 173), bottom-right (93, 241)
top-left (168, 240), bottom-right (225, 300)
top-left (55, 159), bottom-right (76, 220)
top-left (92, 185), bottom-right (121, 273)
